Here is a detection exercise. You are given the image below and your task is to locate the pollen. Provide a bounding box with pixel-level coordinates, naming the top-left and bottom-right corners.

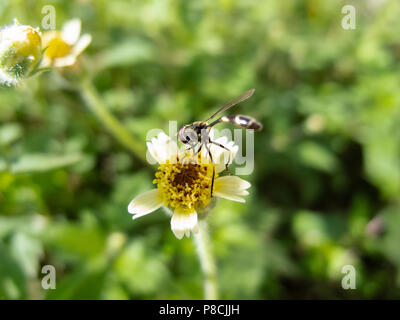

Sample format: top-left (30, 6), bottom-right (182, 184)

top-left (44, 33), bottom-right (71, 59)
top-left (153, 153), bottom-right (217, 214)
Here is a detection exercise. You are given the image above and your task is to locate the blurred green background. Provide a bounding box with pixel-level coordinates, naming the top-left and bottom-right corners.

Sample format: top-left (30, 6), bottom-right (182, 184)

top-left (1, 0), bottom-right (400, 299)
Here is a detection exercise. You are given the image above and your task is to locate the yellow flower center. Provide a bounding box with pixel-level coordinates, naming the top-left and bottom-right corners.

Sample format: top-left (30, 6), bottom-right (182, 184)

top-left (154, 154), bottom-right (217, 214)
top-left (44, 33), bottom-right (71, 59)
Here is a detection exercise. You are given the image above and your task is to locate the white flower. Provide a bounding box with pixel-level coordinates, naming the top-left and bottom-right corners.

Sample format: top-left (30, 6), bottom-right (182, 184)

top-left (127, 131), bottom-right (251, 240)
top-left (41, 18), bottom-right (91, 68)
top-left (0, 20), bottom-right (42, 86)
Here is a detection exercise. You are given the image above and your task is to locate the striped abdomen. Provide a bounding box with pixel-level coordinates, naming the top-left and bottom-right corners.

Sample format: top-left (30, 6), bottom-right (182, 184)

top-left (220, 115), bottom-right (263, 131)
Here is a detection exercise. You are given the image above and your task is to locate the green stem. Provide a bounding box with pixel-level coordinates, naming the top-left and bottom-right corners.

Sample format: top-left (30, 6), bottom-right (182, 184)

top-left (194, 219), bottom-right (219, 300)
top-left (79, 80), bottom-right (147, 163)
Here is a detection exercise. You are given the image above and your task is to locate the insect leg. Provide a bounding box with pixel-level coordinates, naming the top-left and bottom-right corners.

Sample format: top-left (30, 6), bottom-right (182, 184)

top-left (204, 143), bottom-right (215, 197)
top-left (193, 143), bottom-right (203, 157)
top-left (180, 142), bottom-right (198, 163)
top-left (208, 139), bottom-right (231, 172)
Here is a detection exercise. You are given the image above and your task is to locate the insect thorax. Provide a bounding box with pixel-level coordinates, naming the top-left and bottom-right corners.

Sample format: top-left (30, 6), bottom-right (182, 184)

top-left (191, 122), bottom-right (209, 140)
top-left (179, 121), bottom-right (208, 144)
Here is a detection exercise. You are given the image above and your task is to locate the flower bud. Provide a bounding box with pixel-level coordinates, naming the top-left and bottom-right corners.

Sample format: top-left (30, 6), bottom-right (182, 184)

top-left (0, 20), bottom-right (42, 86)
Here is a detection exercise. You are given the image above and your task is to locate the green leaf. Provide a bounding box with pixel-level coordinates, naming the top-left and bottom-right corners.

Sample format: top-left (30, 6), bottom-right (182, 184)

top-left (28, 67), bottom-right (52, 78)
top-left (0, 243), bottom-right (26, 299)
top-left (0, 158), bottom-right (7, 172)
top-left (0, 123), bottom-right (22, 146)
top-left (113, 240), bottom-right (168, 295)
top-left (9, 233), bottom-right (43, 278)
top-left (364, 139), bottom-right (400, 199)
top-left (42, 223), bottom-right (106, 260)
top-left (0, 215), bottom-right (46, 239)
top-left (292, 210), bottom-right (346, 248)
top-left (45, 263), bottom-right (107, 300)
top-left (99, 39), bottom-right (154, 69)
top-left (9, 153), bottom-right (83, 174)
top-left (296, 141), bottom-right (338, 173)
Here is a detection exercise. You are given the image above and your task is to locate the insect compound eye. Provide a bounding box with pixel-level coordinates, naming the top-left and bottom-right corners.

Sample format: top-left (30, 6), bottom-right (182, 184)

top-left (179, 127), bottom-right (198, 144)
top-left (178, 127), bottom-right (186, 143)
top-left (178, 127), bottom-right (190, 143)
top-left (178, 127), bottom-right (191, 143)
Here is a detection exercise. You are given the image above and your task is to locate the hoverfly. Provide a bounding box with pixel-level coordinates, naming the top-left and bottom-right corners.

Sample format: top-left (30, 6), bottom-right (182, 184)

top-left (178, 89), bottom-right (262, 196)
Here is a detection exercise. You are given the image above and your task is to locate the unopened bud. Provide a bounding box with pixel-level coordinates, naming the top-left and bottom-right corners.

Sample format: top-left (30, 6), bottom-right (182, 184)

top-left (0, 20), bottom-right (42, 86)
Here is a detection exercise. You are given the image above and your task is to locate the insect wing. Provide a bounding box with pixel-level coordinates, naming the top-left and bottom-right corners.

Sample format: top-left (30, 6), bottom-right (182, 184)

top-left (205, 88), bottom-right (255, 123)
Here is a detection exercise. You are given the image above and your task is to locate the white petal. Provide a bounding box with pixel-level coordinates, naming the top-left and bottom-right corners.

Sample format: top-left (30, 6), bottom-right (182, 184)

top-left (214, 192), bottom-right (246, 203)
top-left (170, 210), bottom-right (198, 240)
top-left (51, 35), bottom-right (91, 68)
top-left (146, 141), bottom-right (159, 164)
top-left (41, 30), bottom-right (58, 47)
top-left (215, 182), bottom-right (250, 195)
top-left (72, 34), bottom-right (92, 56)
top-left (128, 189), bottom-right (163, 219)
top-left (214, 176), bottom-right (251, 203)
top-left (147, 131), bottom-right (178, 164)
top-left (215, 175), bottom-right (251, 189)
top-left (40, 56), bottom-right (52, 68)
top-left (52, 54), bottom-right (77, 67)
top-left (170, 212), bottom-right (185, 239)
top-left (62, 19), bottom-right (81, 45)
